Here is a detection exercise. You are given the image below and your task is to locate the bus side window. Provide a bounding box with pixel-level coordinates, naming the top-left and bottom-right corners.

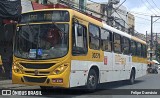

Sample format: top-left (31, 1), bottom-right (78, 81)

top-left (89, 24), bottom-right (100, 50)
top-left (113, 33), bottom-right (121, 53)
top-left (122, 37), bottom-right (130, 55)
top-left (72, 23), bottom-right (87, 55)
top-left (137, 42), bottom-right (141, 57)
top-left (101, 29), bottom-right (112, 52)
top-left (144, 45), bottom-right (147, 58)
top-left (131, 41), bottom-right (137, 56)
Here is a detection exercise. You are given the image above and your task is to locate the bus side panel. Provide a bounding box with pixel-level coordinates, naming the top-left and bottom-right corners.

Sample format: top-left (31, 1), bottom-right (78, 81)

top-left (99, 52), bottom-right (132, 83)
top-left (69, 60), bottom-right (100, 87)
top-left (132, 57), bottom-right (147, 79)
top-left (99, 52), bottom-right (113, 83)
top-left (120, 55), bottom-right (132, 80)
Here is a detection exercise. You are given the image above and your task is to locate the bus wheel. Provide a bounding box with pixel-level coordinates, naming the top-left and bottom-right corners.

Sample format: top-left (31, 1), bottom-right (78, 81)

top-left (86, 69), bottom-right (98, 92)
top-left (129, 70), bottom-right (135, 85)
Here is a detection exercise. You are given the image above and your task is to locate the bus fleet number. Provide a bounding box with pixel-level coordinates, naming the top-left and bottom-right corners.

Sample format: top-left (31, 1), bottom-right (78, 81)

top-left (92, 53), bottom-right (100, 58)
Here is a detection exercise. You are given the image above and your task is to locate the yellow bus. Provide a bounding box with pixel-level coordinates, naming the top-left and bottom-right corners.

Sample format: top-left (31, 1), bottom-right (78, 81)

top-left (12, 8), bottom-right (147, 91)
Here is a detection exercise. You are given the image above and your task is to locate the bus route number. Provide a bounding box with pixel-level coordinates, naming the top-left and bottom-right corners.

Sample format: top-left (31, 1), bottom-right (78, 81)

top-left (92, 53), bottom-right (100, 58)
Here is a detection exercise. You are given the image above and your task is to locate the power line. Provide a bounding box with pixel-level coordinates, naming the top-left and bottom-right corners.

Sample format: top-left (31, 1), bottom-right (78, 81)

top-left (151, 0), bottom-right (160, 12)
top-left (129, 11), bottom-right (150, 16)
top-left (141, 0), bottom-right (156, 15)
top-left (145, 0), bottom-right (159, 14)
top-left (134, 15), bottom-right (150, 21)
top-left (110, 0), bottom-right (127, 16)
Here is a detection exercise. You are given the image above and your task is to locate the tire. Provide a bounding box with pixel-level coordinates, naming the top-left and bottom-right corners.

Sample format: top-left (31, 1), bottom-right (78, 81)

top-left (86, 69), bottom-right (98, 92)
top-left (129, 70), bottom-right (135, 85)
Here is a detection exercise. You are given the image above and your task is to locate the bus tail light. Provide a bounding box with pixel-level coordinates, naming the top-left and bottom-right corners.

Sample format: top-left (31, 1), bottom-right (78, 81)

top-left (52, 64), bottom-right (68, 75)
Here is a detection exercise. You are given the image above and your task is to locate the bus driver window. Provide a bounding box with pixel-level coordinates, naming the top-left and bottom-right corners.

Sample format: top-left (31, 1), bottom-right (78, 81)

top-left (46, 28), bottom-right (62, 47)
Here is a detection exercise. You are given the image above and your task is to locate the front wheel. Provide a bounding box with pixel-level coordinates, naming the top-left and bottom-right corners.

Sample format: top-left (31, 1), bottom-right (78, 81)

top-left (86, 69), bottom-right (98, 92)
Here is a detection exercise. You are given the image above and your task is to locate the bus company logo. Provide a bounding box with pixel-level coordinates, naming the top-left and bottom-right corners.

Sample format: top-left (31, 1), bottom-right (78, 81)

top-left (2, 90), bottom-right (11, 95)
top-left (34, 70), bottom-right (39, 75)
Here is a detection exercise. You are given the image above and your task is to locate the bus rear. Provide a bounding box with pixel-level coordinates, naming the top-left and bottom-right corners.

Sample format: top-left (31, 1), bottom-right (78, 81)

top-left (12, 9), bottom-right (72, 88)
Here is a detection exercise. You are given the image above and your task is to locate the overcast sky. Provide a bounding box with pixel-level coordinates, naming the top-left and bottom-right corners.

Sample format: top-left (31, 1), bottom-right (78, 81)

top-left (90, 0), bottom-right (160, 34)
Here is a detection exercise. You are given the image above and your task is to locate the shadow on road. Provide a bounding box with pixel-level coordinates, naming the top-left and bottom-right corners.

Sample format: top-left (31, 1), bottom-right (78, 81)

top-left (37, 79), bottom-right (145, 97)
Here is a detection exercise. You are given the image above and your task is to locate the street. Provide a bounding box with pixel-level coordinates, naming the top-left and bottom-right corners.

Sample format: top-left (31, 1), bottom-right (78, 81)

top-left (0, 71), bottom-right (160, 98)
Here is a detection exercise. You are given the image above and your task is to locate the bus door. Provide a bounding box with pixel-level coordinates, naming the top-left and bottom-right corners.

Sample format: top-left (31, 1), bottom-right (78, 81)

top-left (100, 29), bottom-right (113, 83)
top-left (112, 33), bottom-right (125, 81)
top-left (70, 18), bottom-right (88, 87)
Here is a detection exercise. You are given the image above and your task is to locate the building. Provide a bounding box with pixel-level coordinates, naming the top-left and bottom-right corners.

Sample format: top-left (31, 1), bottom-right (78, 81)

top-left (48, 0), bottom-right (87, 11)
top-left (112, 4), bottom-right (128, 32)
top-left (86, 3), bottom-right (107, 21)
top-left (22, 0), bottom-right (87, 13)
top-left (128, 13), bottom-right (135, 35)
top-left (87, 2), bottom-right (135, 33)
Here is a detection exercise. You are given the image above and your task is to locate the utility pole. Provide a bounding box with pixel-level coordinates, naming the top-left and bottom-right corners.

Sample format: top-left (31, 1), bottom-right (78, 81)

top-left (150, 16), bottom-right (153, 61)
top-left (107, 1), bottom-right (114, 26)
top-left (156, 33), bottom-right (158, 60)
top-left (150, 15), bottom-right (160, 61)
top-left (107, 0), bottom-right (120, 26)
top-left (146, 31), bottom-right (147, 43)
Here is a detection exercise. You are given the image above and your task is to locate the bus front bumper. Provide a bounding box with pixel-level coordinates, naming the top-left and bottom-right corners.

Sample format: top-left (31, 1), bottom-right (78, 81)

top-left (12, 70), bottom-right (70, 88)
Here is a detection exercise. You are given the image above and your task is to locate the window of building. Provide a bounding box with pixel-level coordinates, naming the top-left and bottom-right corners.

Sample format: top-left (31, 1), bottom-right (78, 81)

top-left (101, 29), bottom-right (112, 52)
top-left (114, 33), bottom-right (121, 53)
top-left (89, 24), bottom-right (100, 50)
top-left (72, 23), bottom-right (87, 55)
top-left (122, 37), bottom-right (130, 55)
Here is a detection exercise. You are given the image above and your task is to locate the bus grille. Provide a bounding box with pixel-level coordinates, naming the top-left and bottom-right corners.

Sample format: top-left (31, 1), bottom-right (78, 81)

top-left (20, 63), bottom-right (54, 69)
top-left (25, 71), bottom-right (50, 75)
top-left (23, 76), bottom-right (47, 83)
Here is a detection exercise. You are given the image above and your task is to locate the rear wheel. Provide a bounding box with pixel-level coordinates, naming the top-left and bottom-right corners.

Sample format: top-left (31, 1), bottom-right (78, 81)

top-left (129, 70), bottom-right (135, 85)
top-left (86, 69), bottom-right (98, 92)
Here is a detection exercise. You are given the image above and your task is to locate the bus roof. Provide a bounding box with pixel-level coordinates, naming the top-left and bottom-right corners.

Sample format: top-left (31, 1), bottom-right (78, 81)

top-left (102, 21), bottom-right (131, 39)
top-left (22, 8), bottom-right (146, 45)
top-left (102, 21), bottom-right (146, 45)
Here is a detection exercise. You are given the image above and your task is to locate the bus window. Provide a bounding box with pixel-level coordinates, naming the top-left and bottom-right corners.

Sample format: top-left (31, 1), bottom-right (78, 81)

top-left (114, 33), bottom-right (121, 53)
top-left (89, 24), bottom-right (100, 50)
top-left (72, 23), bottom-right (87, 55)
top-left (122, 37), bottom-right (130, 55)
top-left (137, 42), bottom-right (141, 57)
top-left (142, 44), bottom-right (147, 58)
top-left (101, 29), bottom-right (112, 52)
top-left (144, 45), bottom-right (147, 58)
top-left (131, 41), bottom-right (137, 56)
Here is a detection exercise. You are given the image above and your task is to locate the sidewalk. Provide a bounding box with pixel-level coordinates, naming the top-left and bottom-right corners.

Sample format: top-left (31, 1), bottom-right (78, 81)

top-left (0, 79), bottom-right (39, 89)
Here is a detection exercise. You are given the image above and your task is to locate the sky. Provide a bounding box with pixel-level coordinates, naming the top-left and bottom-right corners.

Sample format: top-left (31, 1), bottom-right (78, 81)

top-left (90, 0), bottom-right (160, 34)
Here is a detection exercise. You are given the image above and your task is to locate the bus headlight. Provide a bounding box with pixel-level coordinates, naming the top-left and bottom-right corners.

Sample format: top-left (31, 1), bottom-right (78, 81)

top-left (13, 64), bottom-right (22, 74)
top-left (52, 64), bottom-right (68, 75)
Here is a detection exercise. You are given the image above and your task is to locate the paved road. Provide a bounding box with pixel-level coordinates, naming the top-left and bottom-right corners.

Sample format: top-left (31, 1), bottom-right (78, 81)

top-left (0, 71), bottom-right (160, 98)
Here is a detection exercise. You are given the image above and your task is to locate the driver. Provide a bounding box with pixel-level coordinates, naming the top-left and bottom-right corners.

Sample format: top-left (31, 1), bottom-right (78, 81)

top-left (46, 28), bottom-right (62, 47)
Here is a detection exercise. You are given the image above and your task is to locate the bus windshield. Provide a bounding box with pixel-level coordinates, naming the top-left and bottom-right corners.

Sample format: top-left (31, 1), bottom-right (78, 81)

top-left (14, 23), bottom-right (69, 60)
